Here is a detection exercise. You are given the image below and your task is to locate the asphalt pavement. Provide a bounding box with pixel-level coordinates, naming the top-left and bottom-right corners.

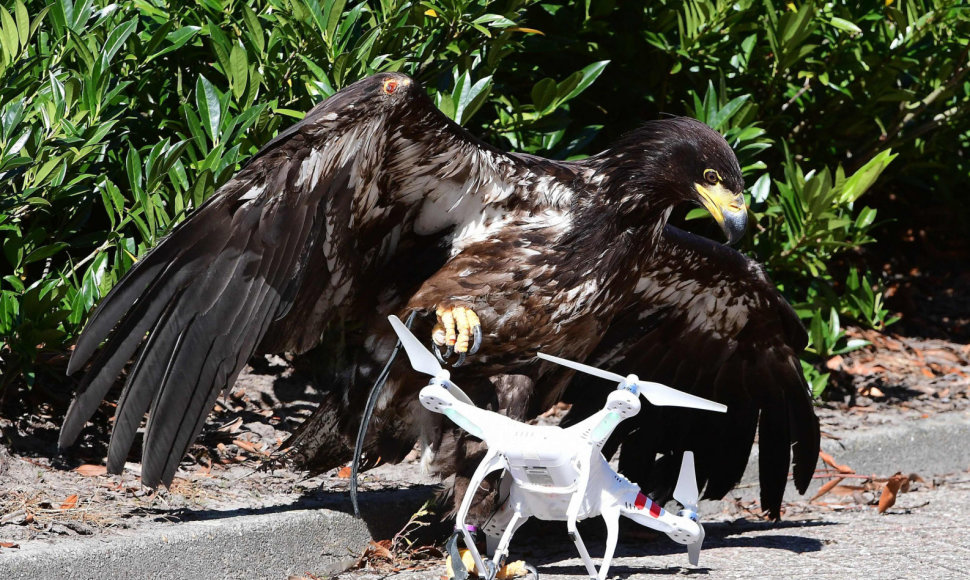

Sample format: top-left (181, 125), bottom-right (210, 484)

top-left (338, 477), bottom-right (970, 579)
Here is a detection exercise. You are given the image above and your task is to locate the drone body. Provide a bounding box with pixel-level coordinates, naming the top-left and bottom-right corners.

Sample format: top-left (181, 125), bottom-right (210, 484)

top-left (389, 316), bottom-right (722, 579)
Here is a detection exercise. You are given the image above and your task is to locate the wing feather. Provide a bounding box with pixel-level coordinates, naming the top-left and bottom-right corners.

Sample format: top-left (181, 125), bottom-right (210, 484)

top-left (60, 73), bottom-right (573, 488)
top-left (563, 224), bottom-right (819, 518)
top-left (140, 195), bottom-right (310, 485)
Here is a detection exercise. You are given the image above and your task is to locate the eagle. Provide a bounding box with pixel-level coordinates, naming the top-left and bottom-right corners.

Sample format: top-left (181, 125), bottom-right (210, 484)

top-left (58, 72), bottom-right (819, 520)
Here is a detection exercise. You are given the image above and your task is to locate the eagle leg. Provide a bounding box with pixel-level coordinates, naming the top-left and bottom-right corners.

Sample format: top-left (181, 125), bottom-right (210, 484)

top-left (432, 305), bottom-right (482, 367)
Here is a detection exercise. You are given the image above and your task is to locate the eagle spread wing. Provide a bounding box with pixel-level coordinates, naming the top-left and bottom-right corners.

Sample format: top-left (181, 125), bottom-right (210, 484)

top-left (562, 225), bottom-right (819, 518)
top-left (60, 73), bottom-right (818, 519)
top-left (59, 73), bottom-right (575, 487)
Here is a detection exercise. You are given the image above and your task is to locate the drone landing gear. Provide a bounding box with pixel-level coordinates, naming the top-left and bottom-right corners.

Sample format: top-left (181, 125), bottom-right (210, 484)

top-left (454, 449), bottom-right (505, 579)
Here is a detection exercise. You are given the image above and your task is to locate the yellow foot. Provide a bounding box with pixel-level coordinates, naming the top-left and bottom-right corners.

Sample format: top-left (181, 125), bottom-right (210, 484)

top-left (432, 305), bottom-right (482, 367)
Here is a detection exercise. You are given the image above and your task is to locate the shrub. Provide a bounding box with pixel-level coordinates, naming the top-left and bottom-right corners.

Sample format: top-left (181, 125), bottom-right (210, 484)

top-left (1, 0), bottom-right (967, 405)
top-left (0, 0), bottom-right (604, 403)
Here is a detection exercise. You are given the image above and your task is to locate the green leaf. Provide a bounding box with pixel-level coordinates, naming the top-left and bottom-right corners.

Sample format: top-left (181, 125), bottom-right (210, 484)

top-left (324, 0), bottom-right (348, 42)
top-left (125, 144), bottom-right (143, 196)
top-left (147, 26), bottom-right (200, 63)
top-left (472, 14), bottom-right (516, 28)
top-left (24, 242), bottom-right (69, 265)
top-left (708, 95), bottom-right (750, 131)
top-left (750, 173), bottom-right (771, 203)
top-left (13, 0), bottom-right (28, 50)
top-left (454, 73), bottom-right (491, 125)
top-left (240, 2), bottom-right (265, 54)
top-left (190, 170), bottom-right (214, 208)
top-left (2, 228), bottom-right (22, 269)
top-left (829, 17), bottom-right (862, 34)
top-left (196, 75), bottom-right (221, 143)
top-left (531, 78), bottom-right (557, 113)
top-left (102, 19), bottom-right (136, 66)
top-left (3, 274), bottom-right (25, 292)
top-left (229, 43), bottom-right (248, 99)
top-left (0, 6), bottom-right (19, 58)
top-left (837, 149), bottom-right (896, 205)
top-left (559, 60), bottom-right (609, 104)
top-left (206, 18), bottom-right (232, 74)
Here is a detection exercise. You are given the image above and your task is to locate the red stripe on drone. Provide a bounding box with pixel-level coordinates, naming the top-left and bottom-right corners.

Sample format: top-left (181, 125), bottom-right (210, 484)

top-left (635, 492), bottom-right (648, 510)
top-left (634, 493), bottom-right (664, 518)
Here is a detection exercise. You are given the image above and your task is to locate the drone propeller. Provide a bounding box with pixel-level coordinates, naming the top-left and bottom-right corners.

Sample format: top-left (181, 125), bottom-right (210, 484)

top-left (536, 353), bottom-right (727, 413)
top-left (673, 451), bottom-right (705, 566)
top-left (387, 315), bottom-right (475, 406)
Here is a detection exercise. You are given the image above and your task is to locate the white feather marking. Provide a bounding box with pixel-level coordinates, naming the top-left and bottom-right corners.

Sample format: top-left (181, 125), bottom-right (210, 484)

top-left (552, 279), bottom-right (600, 319)
top-left (238, 184), bottom-right (265, 202)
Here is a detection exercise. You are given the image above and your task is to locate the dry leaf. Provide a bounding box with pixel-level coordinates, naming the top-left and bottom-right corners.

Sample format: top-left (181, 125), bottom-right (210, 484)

top-left (878, 472), bottom-right (908, 513)
top-left (825, 355), bottom-right (844, 371)
top-left (819, 451), bottom-right (855, 474)
top-left (362, 539), bottom-right (393, 561)
top-left (60, 494), bottom-right (79, 510)
top-left (337, 466), bottom-right (352, 478)
top-left (811, 477), bottom-right (845, 502)
top-left (233, 438), bottom-right (263, 454)
top-left (0, 541), bottom-right (19, 549)
top-left (218, 417), bottom-right (243, 433)
top-left (75, 464), bottom-right (107, 477)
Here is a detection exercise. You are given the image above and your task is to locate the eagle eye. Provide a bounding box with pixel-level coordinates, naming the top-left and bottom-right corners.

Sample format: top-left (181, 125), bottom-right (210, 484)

top-left (382, 79), bottom-right (399, 95)
top-left (704, 169), bottom-right (720, 185)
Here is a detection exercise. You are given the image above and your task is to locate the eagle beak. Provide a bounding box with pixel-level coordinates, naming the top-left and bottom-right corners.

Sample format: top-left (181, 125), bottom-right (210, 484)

top-left (694, 183), bottom-right (747, 245)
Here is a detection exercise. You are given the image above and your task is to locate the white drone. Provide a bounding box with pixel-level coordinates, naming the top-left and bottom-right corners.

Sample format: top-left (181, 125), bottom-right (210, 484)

top-left (386, 315), bottom-right (728, 580)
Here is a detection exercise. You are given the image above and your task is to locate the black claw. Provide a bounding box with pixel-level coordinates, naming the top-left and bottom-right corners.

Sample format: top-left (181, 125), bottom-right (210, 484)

top-left (469, 325), bottom-right (482, 355)
top-left (453, 352), bottom-right (466, 367)
top-left (433, 341), bottom-right (448, 364)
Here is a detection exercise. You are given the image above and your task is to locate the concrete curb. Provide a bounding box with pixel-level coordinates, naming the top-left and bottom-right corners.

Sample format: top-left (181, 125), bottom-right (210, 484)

top-left (2, 409), bottom-right (967, 578)
top-left (1, 506), bottom-right (368, 580)
top-left (0, 488), bottom-right (431, 580)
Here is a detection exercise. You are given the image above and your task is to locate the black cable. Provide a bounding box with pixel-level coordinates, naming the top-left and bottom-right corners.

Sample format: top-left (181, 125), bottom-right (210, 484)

top-left (350, 310), bottom-right (417, 518)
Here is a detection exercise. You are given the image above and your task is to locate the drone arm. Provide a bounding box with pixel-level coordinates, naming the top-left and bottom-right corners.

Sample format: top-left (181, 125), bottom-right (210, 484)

top-left (421, 384), bottom-right (520, 444)
top-left (565, 390), bottom-right (640, 449)
top-left (455, 447), bottom-right (505, 579)
top-left (617, 487), bottom-right (703, 547)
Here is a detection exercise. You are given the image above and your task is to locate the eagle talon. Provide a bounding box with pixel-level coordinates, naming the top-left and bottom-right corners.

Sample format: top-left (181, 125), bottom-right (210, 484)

top-left (432, 305), bottom-right (483, 366)
top-left (433, 342), bottom-right (451, 364)
top-left (469, 325), bottom-right (482, 355)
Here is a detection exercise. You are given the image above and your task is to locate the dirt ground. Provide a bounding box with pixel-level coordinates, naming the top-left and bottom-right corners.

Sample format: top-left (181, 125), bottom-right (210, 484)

top-left (1, 325), bottom-right (967, 555)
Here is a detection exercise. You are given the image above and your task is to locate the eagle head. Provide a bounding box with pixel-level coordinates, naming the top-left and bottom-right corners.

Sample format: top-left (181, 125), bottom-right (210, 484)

top-left (323, 72), bottom-right (420, 118)
top-left (603, 117), bottom-right (747, 244)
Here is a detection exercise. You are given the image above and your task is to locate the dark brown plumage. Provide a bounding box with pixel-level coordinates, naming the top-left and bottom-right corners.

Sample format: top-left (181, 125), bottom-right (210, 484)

top-left (59, 72), bottom-right (818, 520)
